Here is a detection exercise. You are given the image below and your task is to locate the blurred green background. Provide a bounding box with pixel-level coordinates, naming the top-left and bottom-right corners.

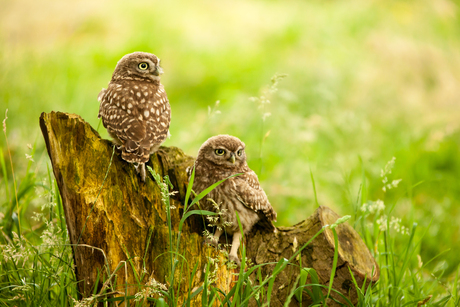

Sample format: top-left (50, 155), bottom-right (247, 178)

top-left (1, 0), bottom-right (459, 282)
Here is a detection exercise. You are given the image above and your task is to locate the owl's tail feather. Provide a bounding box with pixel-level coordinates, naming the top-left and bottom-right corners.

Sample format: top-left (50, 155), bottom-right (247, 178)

top-left (257, 213), bottom-right (277, 232)
top-left (121, 140), bottom-right (150, 163)
top-left (261, 206), bottom-right (277, 223)
top-left (256, 206), bottom-right (277, 232)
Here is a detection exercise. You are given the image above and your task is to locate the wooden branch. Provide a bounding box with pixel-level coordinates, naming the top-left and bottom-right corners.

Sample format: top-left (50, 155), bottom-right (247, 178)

top-left (40, 111), bottom-right (379, 306)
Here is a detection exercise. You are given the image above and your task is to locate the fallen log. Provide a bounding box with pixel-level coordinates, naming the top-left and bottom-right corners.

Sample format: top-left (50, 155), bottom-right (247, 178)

top-left (39, 111), bottom-right (379, 306)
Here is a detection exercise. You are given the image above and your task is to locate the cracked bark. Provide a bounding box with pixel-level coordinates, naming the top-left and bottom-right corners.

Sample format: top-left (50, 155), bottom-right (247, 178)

top-left (40, 111), bottom-right (379, 306)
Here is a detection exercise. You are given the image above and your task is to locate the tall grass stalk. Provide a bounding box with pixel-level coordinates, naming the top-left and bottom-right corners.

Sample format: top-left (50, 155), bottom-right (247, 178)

top-left (2, 109), bottom-right (21, 237)
top-left (147, 165), bottom-right (239, 306)
top-left (1, 116), bottom-right (459, 306)
top-left (1, 152), bottom-right (459, 306)
top-left (250, 74), bottom-right (286, 176)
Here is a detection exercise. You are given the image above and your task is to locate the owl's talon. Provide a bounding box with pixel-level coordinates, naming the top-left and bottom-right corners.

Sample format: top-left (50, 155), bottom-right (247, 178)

top-left (228, 254), bottom-right (241, 267)
top-left (204, 237), bottom-right (219, 248)
top-left (140, 165), bottom-right (146, 182)
top-left (134, 163), bottom-right (146, 182)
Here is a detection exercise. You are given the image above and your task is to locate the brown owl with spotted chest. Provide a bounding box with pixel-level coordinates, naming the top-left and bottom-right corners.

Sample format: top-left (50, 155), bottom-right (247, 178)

top-left (192, 135), bottom-right (277, 265)
top-left (98, 52), bottom-right (170, 181)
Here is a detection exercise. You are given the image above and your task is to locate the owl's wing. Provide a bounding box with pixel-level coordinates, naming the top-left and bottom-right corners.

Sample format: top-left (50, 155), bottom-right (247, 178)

top-left (146, 85), bottom-right (170, 144)
top-left (100, 89), bottom-right (147, 141)
top-left (234, 169), bottom-right (277, 230)
top-left (98, 84), bottom-right (151, 162)
top-left (97, 88), bottom-right (107, 118)
top-left (99, 80), bottom-right (171, 165)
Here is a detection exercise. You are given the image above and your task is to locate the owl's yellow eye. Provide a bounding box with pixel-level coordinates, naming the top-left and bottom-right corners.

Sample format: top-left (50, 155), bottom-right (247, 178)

top-left (138, 63), bottom-right (149, 70)
top-left (215, 149), bottom-right (225, 156)
top-left (237, 149), bottom-right (243, 156)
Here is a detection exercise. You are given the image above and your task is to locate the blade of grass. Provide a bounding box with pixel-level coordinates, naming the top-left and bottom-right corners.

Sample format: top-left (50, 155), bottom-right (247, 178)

top-left (326, 228), bottom-right (339, 300)
top-left (2, 109), bottom-right (21, 237)
top-left (142, 226), bottom-right (154, 281)
top-left (0, 149), bottom-right (9, 204)
top-left (183, 166), bottom-right (195, 213)
top-left (283, 275), bottom-right (300, 307)
top-left (452, 267), bottom-right (459, 306)
top-left (190, 173), bottom-right (242, 208)
top-left (183, 261), bottom-right (201, 307)
top-left (122, 245), bottom-right (141, 286)
top-left (310, 168), bottom-right (319, 207)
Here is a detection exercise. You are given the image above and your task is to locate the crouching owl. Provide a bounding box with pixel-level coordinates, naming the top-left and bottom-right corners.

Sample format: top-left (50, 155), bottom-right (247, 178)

top-left (192, 135), bottom-right (277, 265)
top-left (98, 52), bottom-right (171, 181)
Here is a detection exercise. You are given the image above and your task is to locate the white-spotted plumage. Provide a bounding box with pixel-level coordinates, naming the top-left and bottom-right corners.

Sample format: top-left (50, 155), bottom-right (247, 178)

top-left (191, 135), bottom-right (277, 265)
top-left (98, 52), bottom-right (171, 181)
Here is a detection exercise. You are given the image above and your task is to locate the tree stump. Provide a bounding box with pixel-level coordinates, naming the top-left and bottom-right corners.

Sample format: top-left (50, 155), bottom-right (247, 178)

top-left (39, 111), bottom-right (379, 306)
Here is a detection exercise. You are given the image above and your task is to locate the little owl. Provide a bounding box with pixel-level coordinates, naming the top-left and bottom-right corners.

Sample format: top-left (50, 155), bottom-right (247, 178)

top-left (98, 52), bottom-right (170, 181)
top-left (192, 135), bottom-right (277, 265)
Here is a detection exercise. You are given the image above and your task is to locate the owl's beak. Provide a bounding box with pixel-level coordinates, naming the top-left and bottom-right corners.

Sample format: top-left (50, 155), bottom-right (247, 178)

top-left (153, 66), bottom-right (164, 76)
top-left (229, 153), bottom-right (236, 164)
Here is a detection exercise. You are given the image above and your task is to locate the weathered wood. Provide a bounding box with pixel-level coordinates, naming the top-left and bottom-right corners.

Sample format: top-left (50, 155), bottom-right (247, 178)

top-left (40, 111), bottom-right (379, 306)
top-left (246, 206), bottom-right (379, 306)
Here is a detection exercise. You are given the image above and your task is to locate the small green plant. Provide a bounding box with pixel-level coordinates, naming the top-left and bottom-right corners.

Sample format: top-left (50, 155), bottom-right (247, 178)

top-left (136, 165), bottom-right (351, 306)
top-left (145, 165), bottom-right (215, 306)
top-left (0, 167), bottom-right (78, 306)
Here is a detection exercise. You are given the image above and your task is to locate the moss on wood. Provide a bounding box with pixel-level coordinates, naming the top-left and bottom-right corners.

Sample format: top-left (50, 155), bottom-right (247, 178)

top-left (40, 111), bottom-right (379, 306)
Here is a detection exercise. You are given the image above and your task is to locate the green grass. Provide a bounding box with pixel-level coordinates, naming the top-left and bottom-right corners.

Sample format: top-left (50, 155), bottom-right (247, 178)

top-left (1, 0), bottom-right (460, 305)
